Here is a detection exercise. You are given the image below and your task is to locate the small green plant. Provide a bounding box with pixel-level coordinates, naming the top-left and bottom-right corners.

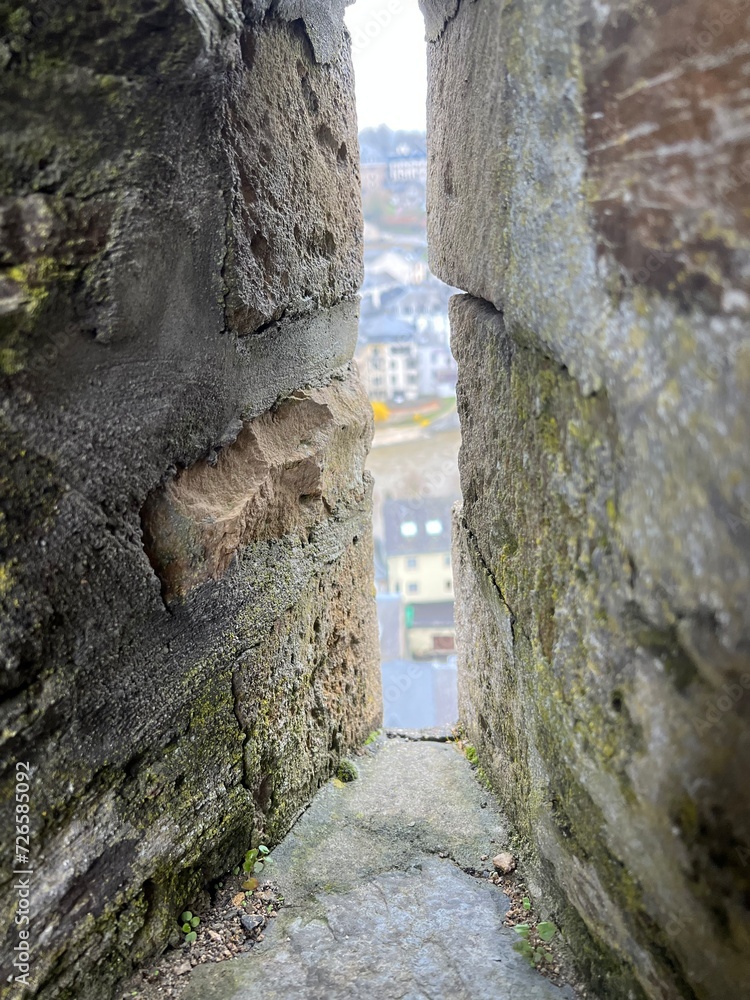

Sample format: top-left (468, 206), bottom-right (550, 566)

top-left (465, 744), bottom-right (479, 765)
top-left (336, 759), bottom-right (359, 783)
top-left (179, 911), bottom-right (200, 945)
top-left (242, 844), bottom-right (270, 876)
top-left (523, 896), bottom-right (532, 911)
top-left (537, 921), bottom-right (557, 943)
top-left (512, 920), bottom-right (558, 967)
top-left (364, 730), bottom-right (380, 746)
top-left (243, 848), bottom-right (258, 872)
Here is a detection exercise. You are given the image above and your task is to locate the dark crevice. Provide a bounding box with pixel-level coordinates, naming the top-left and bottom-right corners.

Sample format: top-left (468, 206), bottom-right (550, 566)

top-left (460, 514), bottom-right (530, 645)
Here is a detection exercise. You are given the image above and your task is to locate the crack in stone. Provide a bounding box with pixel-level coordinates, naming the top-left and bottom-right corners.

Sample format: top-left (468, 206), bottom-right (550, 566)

top-left (460, 513), bottom-right (531, 646)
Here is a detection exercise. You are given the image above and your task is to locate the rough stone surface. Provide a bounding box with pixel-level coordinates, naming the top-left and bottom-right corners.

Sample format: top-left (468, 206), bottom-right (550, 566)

top-left (451, 285), bottom-right (750, 999)
top-left (428, 2), bottom-right (750, 999)
top-left (419, 0), bottom-right (460, 41)
top-left (224, 14), bottom-right (363, 333)
top-left (243, 0), bottom-right (352, 64)
top-left (0, 3), bottom-right (377, 998)
top-left (183, 739), bottom-right (577, 1000)
top-left (142, 375), bottom-right (372, 600)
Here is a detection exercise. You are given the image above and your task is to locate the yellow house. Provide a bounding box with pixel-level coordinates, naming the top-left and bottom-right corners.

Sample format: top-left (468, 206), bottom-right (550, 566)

top-left (387, 551), bottom-right (454, 603)
top-left (384, 498), bottom-right (456, 659)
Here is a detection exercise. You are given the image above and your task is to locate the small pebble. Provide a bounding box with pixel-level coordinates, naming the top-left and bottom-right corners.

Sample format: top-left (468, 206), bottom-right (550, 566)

top-left (240, 913), bottom-right (264, 933)
top-left (493, 851), bottom-right (516, 874)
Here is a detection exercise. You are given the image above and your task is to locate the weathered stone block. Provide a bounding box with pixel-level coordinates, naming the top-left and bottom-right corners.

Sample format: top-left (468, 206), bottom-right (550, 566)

top-left (428, 5), bottom-right (750, 993)
top-left (0, 2), bottom-right (378, 997)
top-left (0, 0), bottom-right (362, 367)
top-left (224, 14), bottom-right (363, 334)
top-left (451, 293), bottom-right (750, 1000)
top-left (433, 0), bottom-right (750, 664)
top-left (425, 0), bottom-right (750, 383)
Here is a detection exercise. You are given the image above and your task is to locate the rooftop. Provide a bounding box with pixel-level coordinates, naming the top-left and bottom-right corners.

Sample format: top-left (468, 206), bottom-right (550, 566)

top-left (384, 497), bottom-right (455, 556)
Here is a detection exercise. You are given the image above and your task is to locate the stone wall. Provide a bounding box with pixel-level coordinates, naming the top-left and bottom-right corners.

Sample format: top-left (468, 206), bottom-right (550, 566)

top-left (424, 1), bottom-right (750, 998)
top-left (0, 2), bottom-right (380, 997)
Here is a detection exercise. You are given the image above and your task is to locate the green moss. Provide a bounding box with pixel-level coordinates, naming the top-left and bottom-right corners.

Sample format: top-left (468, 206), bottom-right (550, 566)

top-left (335, 759), bottom-right (359, 783)
top-left (0, 251), bottom-right (77, 372)
top-left (474, 764), bottom-right (493, 790)
top-left (457, 296), bottom-right (676, 998)
top-left (0, 559), bottom-right (16, 596)
top-left (0, 0), bottom-right (204, 77)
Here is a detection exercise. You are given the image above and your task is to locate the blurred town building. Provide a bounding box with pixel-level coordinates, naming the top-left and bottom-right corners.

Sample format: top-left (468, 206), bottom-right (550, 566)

top-left (383, 498), bottom-right (456, 659)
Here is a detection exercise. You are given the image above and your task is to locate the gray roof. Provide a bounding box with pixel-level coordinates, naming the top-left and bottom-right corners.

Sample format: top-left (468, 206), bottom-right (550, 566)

top-left (384, 498), bottom-right (454, 556)
top-left (358, 316), bottom-right (416, 344)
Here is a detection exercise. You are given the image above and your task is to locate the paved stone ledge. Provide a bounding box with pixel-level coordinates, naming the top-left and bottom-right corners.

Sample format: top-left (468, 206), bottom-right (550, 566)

top-left (183, 740), bottom-right (577, 1000)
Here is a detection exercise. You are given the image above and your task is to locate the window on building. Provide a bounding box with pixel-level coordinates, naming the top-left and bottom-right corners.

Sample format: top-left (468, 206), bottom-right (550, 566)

top-left (445, 579), bottom-right (453, 591)
top-left (407, 582), bottom-right (419, 594)
top-left (393, 581), bottom-right (401, 594)
top-left (400, 521), bottom-right (418, 538)
top-left (444, 554), bottom-right (451, 567)
top-left (406, 557), bottom-right (417, 569)
top-left (425, 519), bottom-right (443, 535)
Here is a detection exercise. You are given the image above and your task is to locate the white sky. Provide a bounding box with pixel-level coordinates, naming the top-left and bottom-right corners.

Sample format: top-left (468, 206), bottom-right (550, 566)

top-left (344, 0), bottom-right (427, 132)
